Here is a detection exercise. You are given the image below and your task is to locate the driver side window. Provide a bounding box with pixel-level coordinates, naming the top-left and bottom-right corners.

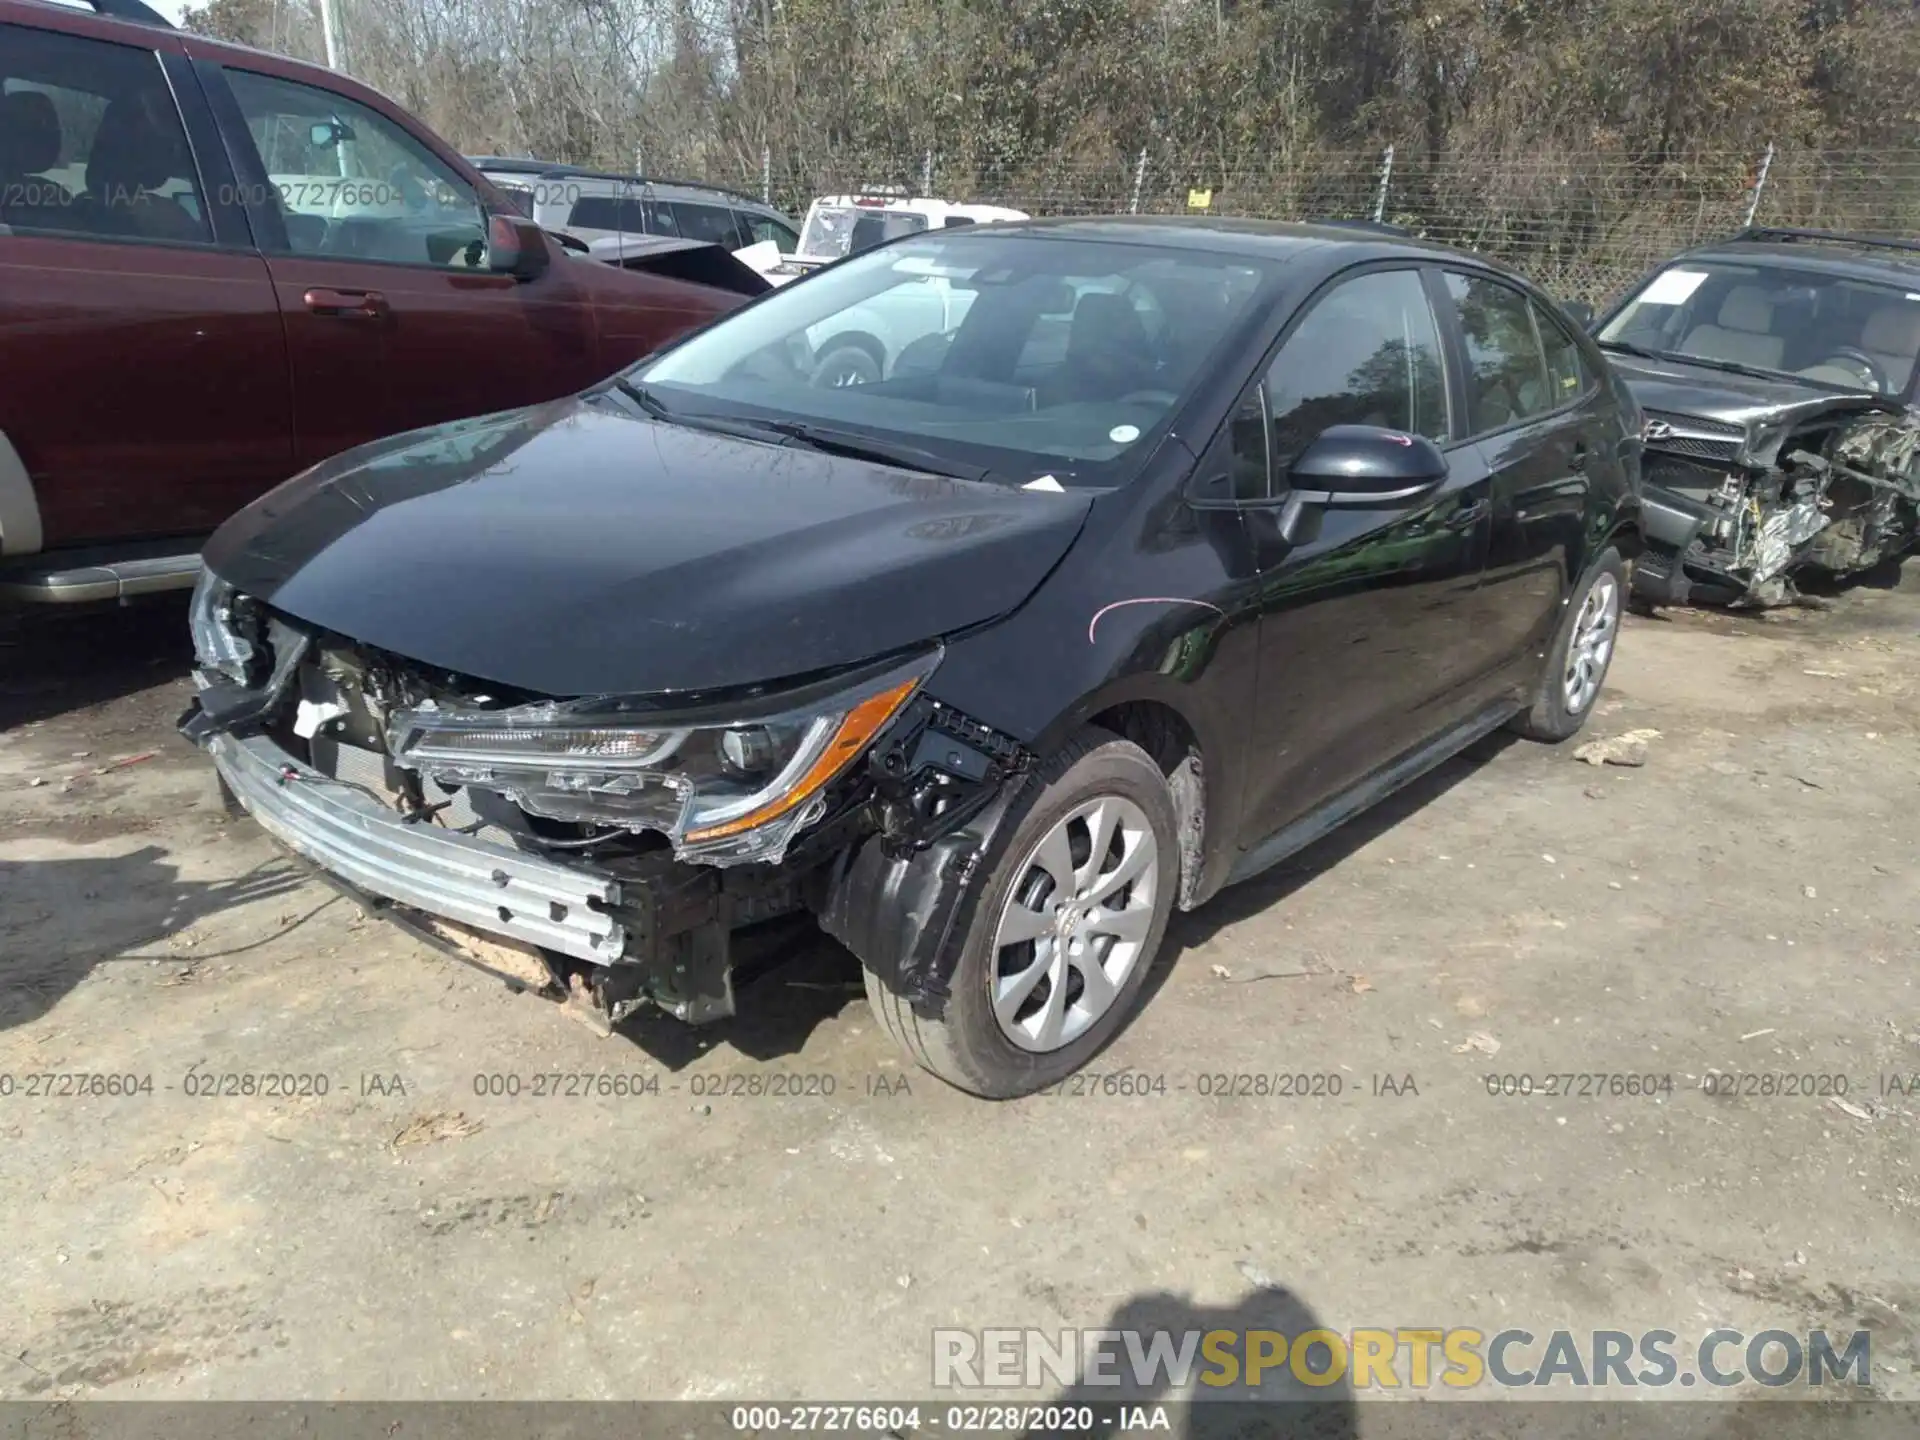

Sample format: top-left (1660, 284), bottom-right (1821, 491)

top-left (224, 68), bottom-right (486, 268)
top-left (1242, 268), bottom-right (1449, 486)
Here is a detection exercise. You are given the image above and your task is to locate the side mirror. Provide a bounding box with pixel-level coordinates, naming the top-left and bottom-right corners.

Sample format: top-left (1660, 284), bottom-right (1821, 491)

top-left (486, 212), bottom-right (551, 281)
top-left (1561, 299), bottom-right (1596, 329)
top-left (1287, 424), bottom-right (1448, 506)
top-left (308, 119), bottom-right (354, 149)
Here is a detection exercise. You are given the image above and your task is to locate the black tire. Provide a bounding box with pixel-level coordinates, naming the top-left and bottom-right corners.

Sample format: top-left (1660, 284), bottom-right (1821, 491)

top-left (863, 730), bottom-right (1179, 1098)
top-left (810, 343), bottom-right (881, 388)
top-left (1510, 544), bottom-right (1626, 742)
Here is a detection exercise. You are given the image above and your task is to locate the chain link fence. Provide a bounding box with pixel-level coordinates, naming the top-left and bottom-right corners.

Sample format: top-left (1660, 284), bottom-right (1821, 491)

top-left (684, 144), bottom-right (1920, 304)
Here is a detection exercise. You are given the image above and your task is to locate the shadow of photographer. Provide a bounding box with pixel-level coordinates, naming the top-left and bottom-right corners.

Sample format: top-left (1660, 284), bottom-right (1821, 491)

top-left (1022, 1283), bottom-right (1359, 1440)
top-left (0, 845), bottom-right (312, 1031)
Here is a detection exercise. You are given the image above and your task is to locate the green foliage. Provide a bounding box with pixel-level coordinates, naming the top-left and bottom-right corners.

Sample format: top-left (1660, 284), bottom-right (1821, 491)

top-left (174, 0), bottom-right (1920, 297)
top-left (180, 0), bottom-right (1918, 178)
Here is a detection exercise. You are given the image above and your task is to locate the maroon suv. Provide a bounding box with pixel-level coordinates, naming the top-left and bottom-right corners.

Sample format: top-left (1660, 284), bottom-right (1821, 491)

top-left (0, 0), bottom-right (744, 603)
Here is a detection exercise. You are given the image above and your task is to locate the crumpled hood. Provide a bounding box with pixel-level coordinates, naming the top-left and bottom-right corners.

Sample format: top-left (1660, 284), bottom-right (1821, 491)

top-left (1608, 352), bottom-right (1897, 438)
top-left (202, 396), bottom-right (1092, 697)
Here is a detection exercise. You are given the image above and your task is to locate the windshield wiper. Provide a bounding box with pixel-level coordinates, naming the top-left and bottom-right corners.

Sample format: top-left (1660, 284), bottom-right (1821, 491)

top-left (761, 421), bottom-right (991, 482)
top-left (1598, 341), bottom-right (1802, 387)
top-left (609, 376), bottom-right (675, 420)
top-left (1663, 354), bottom-right (1803, 385)
top-left (609, 384), bottom-right (991, 479)
top-left (609, 380), bottom-right (795, 443)
top-left (1596, 338), bottom-right (1664, 361)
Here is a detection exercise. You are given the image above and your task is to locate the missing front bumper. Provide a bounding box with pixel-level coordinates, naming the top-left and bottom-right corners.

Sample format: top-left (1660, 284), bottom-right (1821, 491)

top-left (1631, 489), bottom-right (1715, 606)
top-left (207, 730), bottom-right (628, 964)
top-left (1630, 487), bottom-right (1761, 607)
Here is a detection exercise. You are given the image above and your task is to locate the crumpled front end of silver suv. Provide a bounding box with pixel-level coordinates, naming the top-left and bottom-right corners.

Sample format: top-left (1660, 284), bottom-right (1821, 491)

top-left (1634, 405), bottom-right (1920, 607)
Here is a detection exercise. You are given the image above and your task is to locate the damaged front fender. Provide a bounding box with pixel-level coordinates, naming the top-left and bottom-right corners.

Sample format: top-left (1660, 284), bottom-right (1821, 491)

top-left (813, 695), bottom-right (1037, 1015)
top-left (813, 776), bottom-right (1027, 1016)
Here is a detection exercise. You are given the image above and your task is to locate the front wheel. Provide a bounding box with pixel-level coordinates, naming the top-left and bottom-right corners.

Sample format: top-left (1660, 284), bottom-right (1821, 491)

top-left (863, 731), bottom-right (1179, 1098)
top-left (1510, 545), bottom-right (1625, 742)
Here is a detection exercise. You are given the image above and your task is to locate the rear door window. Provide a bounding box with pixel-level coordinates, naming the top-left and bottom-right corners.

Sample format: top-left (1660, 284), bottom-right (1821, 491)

top-left (1533, 301), bottom-right (1591, 407)
top-left (0, 23), bottom-right (210, 246)
top-left (1445, 271), bottom-right (1557, 433)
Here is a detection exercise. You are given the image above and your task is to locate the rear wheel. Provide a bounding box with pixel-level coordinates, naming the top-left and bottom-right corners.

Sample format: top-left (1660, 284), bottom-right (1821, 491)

top-left (1510, 545), bottom-right (1624, 742)
top-left (863, 731), bottom-right (1178, 1098)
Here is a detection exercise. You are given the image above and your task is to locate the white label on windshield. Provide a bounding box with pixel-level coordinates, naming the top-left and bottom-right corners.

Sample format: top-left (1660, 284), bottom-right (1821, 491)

top-left (1109, 424), bottom-right (1141, 443)
top-left (1023, 474), bottom-right (1065, 492)
top-left (1641, 269), bottom-right (1709, 306)
top-left (1906, 293), bottom-right (1920, 302)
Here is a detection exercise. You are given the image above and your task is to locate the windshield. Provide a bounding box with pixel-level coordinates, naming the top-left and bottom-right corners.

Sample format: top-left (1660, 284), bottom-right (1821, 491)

top-left (630, 233), bottom-right (1274, 484)
top-left (1598, 260), bottom-right (1920, 396)
top-left (798, 204), bottom-right (930, 261)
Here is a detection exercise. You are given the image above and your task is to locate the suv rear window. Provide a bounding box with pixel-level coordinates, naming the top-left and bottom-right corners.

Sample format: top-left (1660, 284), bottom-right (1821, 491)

top-left (0, 23), bottom-right (210, 246)
top-left (652, 199), bottom-right (748, 249)
top-left (569, 193), bottom-right (646, 232)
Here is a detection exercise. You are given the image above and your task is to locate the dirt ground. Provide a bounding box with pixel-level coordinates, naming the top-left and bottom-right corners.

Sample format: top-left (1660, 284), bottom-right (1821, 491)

top-left (1, 568), bottom-right (1916, 1406)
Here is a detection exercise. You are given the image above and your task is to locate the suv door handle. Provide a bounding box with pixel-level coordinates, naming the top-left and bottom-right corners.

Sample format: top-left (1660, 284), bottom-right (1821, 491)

top-left (303, 288), bottom-right (389, 321)
top-left (1568, 443), bottom-right (1589, 473)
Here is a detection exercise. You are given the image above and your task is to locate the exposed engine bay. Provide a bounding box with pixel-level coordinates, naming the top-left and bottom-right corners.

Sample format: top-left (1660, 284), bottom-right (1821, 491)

top-left (180, 591), bottom-right (1033, 1031)
top-left (1635, 404), bottom-right (1920, 607)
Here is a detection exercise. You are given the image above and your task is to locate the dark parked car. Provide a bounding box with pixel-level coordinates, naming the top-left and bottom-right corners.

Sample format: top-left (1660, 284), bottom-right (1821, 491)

top-left (1591, 227), bottom-right (1920, 607)
top-left (467, 157), bottom-right (801, 257)
top-left (0, 0), bottom-right (745, 604)
top-left (180, 218), bottom-right (1643, 1097)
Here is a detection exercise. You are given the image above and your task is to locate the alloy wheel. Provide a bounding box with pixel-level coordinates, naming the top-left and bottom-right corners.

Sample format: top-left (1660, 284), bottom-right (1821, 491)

top-left (1563, 571), bottom-right (1619, 714)
top-left (988, 795), bottom-right (1160, 1052)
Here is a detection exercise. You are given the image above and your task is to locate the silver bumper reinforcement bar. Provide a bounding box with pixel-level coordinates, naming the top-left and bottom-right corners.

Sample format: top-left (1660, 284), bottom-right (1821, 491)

top-left (208, 731), bottom-right (627, 964)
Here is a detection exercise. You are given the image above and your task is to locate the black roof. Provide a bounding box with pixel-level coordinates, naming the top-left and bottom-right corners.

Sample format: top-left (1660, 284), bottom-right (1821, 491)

top-left (1683, 226), bottom-right (1920, 286)
top-left (972, 214), bottom-right (1506, 269)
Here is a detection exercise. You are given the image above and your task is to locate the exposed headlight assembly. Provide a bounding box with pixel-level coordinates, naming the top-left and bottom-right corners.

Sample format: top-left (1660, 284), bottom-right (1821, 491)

top-left (387, 650), bottom-right (938, 865)
top-left (188, 571), bottom-right (255, 684)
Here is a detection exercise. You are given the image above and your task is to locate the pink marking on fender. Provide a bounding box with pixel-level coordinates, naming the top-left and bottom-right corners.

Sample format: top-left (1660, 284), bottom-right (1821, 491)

top-left (1087, 596), bottom-right (1228, 644)
top-left (1386, 432), bottom-right (1414, 446)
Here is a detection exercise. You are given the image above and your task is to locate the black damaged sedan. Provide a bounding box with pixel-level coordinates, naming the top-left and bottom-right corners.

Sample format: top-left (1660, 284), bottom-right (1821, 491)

top-left (182, 218), bottom-right (1642, 1097)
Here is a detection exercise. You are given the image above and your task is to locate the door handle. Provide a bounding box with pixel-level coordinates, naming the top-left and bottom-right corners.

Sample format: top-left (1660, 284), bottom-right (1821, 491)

top-left (1444, 498), bottom-right (1491, 531)
top-left (1568, 443), bottom-right (1589, 473)
top-left (303, 287), bottom-right (389, 320)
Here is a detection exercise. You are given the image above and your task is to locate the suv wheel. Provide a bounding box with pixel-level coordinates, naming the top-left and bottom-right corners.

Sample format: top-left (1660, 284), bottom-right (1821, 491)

top-left (1510, 545), bottom-right (1624, 742)
top-left (811, 344), bottom-right (880, 388)
top-left (863, 731), bottom-right (1179, 1098)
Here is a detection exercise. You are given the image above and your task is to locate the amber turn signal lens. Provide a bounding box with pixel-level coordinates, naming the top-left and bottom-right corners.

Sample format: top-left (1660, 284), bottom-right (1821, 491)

top-left (682, 675), bottom-right (921, 843)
